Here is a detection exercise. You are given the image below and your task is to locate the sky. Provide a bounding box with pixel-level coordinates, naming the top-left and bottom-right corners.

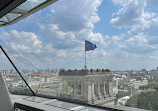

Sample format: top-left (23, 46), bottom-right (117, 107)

top-left (1, 0), bottom-right (158, 71)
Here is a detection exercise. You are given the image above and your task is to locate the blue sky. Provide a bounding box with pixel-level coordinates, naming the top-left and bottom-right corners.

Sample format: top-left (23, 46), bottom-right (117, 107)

top-left (1, 0), bottom-right (158, 71)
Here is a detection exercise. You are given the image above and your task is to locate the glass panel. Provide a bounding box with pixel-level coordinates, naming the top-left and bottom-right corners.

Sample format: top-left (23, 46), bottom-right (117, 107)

top-left (17, 0), bottom-right (47, 11)
top-left (5, 13), bottom-right (21, 21)
top-left (0, 52), bottom-right (34, 96)
top-left (0, 22), bottom-right (5, 25)
top-left (0, 16), bottom-right (8, 22)
top-left (1, 0), bottom-right (158, 111)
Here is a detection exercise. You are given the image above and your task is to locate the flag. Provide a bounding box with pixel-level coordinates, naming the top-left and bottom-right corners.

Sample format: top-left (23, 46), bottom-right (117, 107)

top-left (85, 40), bottom-right (97, 51)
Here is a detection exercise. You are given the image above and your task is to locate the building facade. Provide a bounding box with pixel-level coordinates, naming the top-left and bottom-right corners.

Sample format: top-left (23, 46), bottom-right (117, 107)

top-left (130, 78), bottom-right (148, 89)
top-left (59, 69), bottom-right (117, 104)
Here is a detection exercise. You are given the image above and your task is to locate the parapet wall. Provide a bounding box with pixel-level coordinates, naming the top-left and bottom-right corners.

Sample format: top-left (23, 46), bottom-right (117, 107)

top-left (59, 69), bottom-right (112, 76)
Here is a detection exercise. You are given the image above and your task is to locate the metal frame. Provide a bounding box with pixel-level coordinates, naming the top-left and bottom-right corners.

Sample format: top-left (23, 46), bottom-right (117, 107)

top-left (0, 0), bottom-right (58, 27)
top-left (14, 95), bottom-right (123, 111)
top-left (36, 94), bottom-right (123, 111)
top-left (0, 0), bottom-right (26, 18)
top-left (0, 45), bottom-right (36, 96)
top-left (14, 103), bottom-right (44, 111)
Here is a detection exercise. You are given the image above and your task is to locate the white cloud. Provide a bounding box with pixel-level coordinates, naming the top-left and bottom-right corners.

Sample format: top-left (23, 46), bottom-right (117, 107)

top-left (11, 42), bottom-right (32, 52)
top-left (111, 0), bottom-right (151, 29)
top-left (112, 36), bottom-right (122, 43)
top-left (112, 0), bottom-right (133, 6)
top-left (88, 49), bottom-right (107, 58)
top-left (39, 23), bottom-right (82, 50)
top-left (89, 32), bottom-right (106, 45)
top-left (45, 44), bottom-right (66, 58)
top-left (50, 0), bottom-right (102, 32)
top-left (143, 12), bottom-right (156, 19)
top-left (104, 35), bottom-right (124, 48)
top-left (121, 33), bottom-right (158, 54)
top-left (0, 30), bottom-right (42, 54)
top-left (126, 33), bottom-right (147, 45)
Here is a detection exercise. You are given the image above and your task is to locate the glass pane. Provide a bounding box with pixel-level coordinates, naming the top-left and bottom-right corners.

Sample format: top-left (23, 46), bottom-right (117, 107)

top-left (5, 13), bottom-right (21, 21)
top-left (17, 0), bottom-right (47, 11)
top-left (0, 16), bottom-right (8, 22)
top-left (1, 0), bottom-right (158, 111)
top-left (0, 22), bottom-right (5, 25)
top-left (0, 52), bottom-right (34, 96)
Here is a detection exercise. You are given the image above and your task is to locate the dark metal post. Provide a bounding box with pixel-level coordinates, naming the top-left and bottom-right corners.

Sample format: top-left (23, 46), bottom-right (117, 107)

top-left (0, 45), bottom-right (36, 96)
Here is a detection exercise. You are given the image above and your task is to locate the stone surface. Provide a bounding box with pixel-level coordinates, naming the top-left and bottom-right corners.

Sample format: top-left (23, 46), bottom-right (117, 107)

top-left (59, 69), bottom-right (117, 104)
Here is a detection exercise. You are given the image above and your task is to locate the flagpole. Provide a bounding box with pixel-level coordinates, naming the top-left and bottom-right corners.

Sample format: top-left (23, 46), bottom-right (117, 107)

top-left (85, 50), bottom-right (87, 70)
top-left (84, 40), bottom-right (87, 70)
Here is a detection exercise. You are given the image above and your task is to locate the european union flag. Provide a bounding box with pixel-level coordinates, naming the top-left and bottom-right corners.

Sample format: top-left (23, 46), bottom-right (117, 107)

top-left (85, 40), bottom-right (97, 51)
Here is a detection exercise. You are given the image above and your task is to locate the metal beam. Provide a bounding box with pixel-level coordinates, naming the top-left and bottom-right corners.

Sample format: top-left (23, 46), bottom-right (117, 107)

top-left (0, 0), bottom-right (26, 18)
top-left (10, 8), bottom-right (27, 14)
top-left (0, 0), bottom-right (58, 27)
top-left (5, 15), bottom-right (10, 22)
top-left (0, 45), bottom-right (36, 96)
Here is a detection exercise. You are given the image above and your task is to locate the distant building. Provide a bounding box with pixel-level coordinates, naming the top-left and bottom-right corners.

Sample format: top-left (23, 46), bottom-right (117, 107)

top-left (29, 74), bottom-right (58, 78)
top-left (59, 69), bottom-right (117, 104)
top-left (121, 74), bottom-right (127, 79)
top-left (130, 78), bottom-right (148, 89)
top-left (141, 69), bottom-right (146, 74)
top-left (37, 69), bottom-right (44, 74)
top-left (44, 68), bottom-right (50, 73)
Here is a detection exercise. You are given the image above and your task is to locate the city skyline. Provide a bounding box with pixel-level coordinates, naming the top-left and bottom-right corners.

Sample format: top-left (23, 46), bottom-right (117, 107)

top-left (1, 0), bottom-right (158, 70)
top-left (1, 66), bottom-right (158, 72)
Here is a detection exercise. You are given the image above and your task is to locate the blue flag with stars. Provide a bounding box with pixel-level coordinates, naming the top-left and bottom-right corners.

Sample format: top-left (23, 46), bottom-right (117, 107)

top-left (85, 40), bottom-right (97, 51)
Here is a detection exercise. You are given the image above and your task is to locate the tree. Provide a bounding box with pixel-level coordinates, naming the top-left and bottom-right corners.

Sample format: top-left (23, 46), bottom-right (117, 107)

top-left (125, 91), bottom-right (158, 110)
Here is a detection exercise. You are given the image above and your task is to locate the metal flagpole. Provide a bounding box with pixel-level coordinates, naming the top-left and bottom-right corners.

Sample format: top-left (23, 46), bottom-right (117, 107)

top-left (0, 45), bottom-right (36, 96)
top-left (84, 41), bottom-right (87, 70)
top-left (85, 50), bottom-right (87, 70)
